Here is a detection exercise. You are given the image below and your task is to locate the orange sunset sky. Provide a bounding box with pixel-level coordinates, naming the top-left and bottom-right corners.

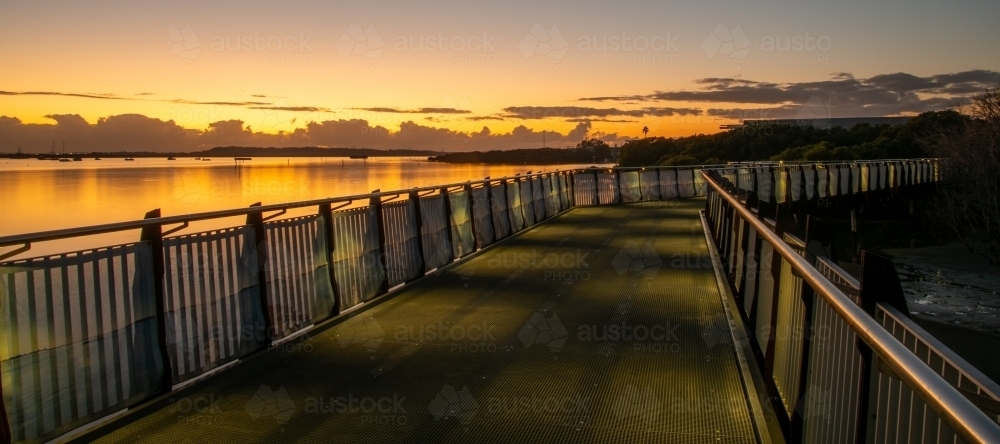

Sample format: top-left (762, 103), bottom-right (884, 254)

top-left (2, 0), bottom-right (999, 152)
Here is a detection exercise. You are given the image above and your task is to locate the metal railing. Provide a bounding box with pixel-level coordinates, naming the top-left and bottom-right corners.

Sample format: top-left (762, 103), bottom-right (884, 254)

top-left (0, 159), bottom-right (965, 443)
top-left (701, 162), bottom-right (1000, 443)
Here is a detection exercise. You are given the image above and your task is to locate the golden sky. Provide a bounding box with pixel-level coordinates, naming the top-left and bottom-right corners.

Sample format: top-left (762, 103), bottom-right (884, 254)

top-left (2, 0), bottom-right (999, 151)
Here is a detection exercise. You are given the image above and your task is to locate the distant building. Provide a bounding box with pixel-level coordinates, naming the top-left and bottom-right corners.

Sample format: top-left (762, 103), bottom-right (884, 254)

top-left (721, 116), bottom-right (912, 130)
top-left (609, 146), bottom-right (621, 158)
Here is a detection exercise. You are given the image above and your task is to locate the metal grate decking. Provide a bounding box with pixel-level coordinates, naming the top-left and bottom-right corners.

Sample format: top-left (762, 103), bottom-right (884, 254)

top-left (90, 200), bottom-right (761, 444)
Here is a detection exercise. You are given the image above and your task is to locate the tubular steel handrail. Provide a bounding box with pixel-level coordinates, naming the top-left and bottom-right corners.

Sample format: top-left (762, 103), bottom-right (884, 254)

top-left (700, 169), bottom-right (1000, 444)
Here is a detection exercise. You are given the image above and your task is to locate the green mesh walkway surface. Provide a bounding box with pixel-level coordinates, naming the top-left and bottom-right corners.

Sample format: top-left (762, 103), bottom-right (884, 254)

top-left (92, 199), bottom-right (760, 444)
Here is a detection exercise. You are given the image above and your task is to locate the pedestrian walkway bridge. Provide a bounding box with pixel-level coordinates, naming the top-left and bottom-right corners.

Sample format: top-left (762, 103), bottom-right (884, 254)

top-left (2, 160), bottom-right (999, 444)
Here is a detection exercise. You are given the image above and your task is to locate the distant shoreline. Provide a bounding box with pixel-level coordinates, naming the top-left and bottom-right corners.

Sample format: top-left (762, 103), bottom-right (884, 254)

top-left (0, 146), bottom-right (441, 159)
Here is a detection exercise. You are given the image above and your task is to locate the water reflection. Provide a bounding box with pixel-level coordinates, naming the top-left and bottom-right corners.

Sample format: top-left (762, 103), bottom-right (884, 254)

top-left (0, 157), bottom-right (610, 259)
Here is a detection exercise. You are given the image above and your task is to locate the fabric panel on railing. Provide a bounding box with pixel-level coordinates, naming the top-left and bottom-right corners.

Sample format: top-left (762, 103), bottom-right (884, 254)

top-left (330, 206), bottom-right (383, 309)
top-left (419, 194), bottom-right (452, 271)
top-left (470, 186), bottom-right (495, 249)
top-left (619, 171), bottom-right (641, 203)
top-left (850, 165), bottom-right (860, 193)
top-left (0, 244), bottom-right (163, 443)
top-left (490, 183), bottom-right (511, 239)
top-left (828, 166), bottom-right (840, 196)
top-left (597, 172), bottom-right (619, 204)
top-left (774, 170), bottom-right (787, 203)
top-left (163, 226), bottom-right (264, 384)
top-left (506, 181), bottom-right (525, 232)
top-left (737, 168), bottom-right (751, 191)
top-left (861, 164), bottom-right (870, 192)
top-left (757, 168), bottom-right (772, 203)
top-left (541, 176), bottom-right (556, 217)
top-left (382, 200), bottom-right (422, 287)
top-left (840, 166), bottom-right (850, 195)
top-left (677, 169), bottom-right (695, 198)
top-left (817, 168), bottom-right (828, 198)
top-left (878, 163), bottom-right (887, 189)
top-left (660, 169), bottom-right (678, 199)
top-left (804, 168), bottom-right (815, 200)
top-left (530, 178), bottom-right (546, 222)
top-left (693, 169), bottom-right (707, 196)
top-left (790, 168), bottom-right (802, 201)
top-left (640, 170), bottom-right (659, 201)
top-left (448, 190), bottom-right (476, 259)
top-left (519, 180), bottom-right (536, 227)
top-left (264, 215), bottom-right (335, 339)
top-left (573, 174), bottom-right (596, 206)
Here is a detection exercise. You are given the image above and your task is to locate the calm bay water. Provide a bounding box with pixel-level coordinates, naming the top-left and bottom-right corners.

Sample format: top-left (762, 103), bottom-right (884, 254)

top-left (0, 157), bottom-right (608, 259)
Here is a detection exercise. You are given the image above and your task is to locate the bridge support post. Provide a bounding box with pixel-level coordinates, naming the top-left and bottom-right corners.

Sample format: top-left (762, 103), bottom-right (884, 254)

top-left (140, 209), bottom-right (175, 394)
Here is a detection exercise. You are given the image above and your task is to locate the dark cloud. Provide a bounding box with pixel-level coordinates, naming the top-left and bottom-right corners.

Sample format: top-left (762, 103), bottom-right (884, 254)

top-left (501, 106), bottom-right (701, 119)
top-left (466, 115), bottom-right (505, 121)
top-left (576, 69), bottom-right (999, 118)
top-left (247, 106), bottom-right (332, 112)
top-left (565, 118), bottom-right (634, 123)
top-left (352, 107), bottom-right (472, 114)
top-left (0, 90), bottom-right (125, 100)
top-left (0, 114), bottom-right (632, 153)
top-left (170, 99), bottom-right (271, 106)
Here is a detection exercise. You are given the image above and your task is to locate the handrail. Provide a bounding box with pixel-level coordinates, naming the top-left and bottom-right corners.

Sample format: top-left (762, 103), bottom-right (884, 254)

top-left (700, 169), bottom-right (1000, 443)
top-left (0, 165), bottom-right (723, 248)
top-left (0, 170), bottom-right (558, 248)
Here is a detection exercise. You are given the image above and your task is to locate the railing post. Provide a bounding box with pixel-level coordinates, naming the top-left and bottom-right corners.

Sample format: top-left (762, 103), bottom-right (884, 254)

top-left (567, 172), bottom-right (575, 208)
top-left (369, 192), bottom-right (390, 296)
top-left (519, 176), bottom-right (531, 224)
top-left (762, 215), bottom-right (789, 436)
top-left (614, 168), bottom-right (622, 202)
top-left (789, 215), bottom-right (833, 441)
top-left (463, 183), bottom-right (479, 251)
top-left (318, 203), bottom-right (342, 316)
top-left (441, 186), bottom-right (455, 259)
top-left (484, 176), bottom-right (498, 239)
top-left (593, 170), bottom-right (600, 205)
top-left (407, 190), bottom-right (427, 278)
top-left (245, 203), bottom-right (274, 347)
top-left (854, 250), bottom-right (910, 443)
top-left (139, 209), bottom-right (175, 393)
